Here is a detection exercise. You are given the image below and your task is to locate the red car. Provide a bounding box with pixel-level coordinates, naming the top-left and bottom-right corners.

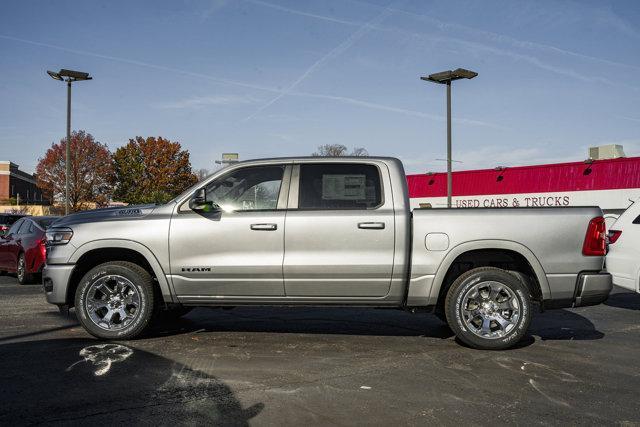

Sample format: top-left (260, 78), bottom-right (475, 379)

top-left (0, 216), bottom-right (59, 284)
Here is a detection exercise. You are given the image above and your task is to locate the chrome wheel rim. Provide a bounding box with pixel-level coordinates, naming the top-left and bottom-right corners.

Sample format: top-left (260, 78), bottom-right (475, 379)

top-left (461, 281), bottom-right (520, 340)
top-left (85, 275), bottom-right (141, 331)
top-left (17, 256), bottom-right (25, 281)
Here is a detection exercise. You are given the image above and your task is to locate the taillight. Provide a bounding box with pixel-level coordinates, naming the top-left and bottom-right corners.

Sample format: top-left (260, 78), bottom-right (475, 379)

top-left (583, 216), bottom-right (606, 256)
top-left (0, 225), bottom-right (7, 232)
top-left (608, 230), bottom-right (622, 244)
top-left (39, 237), bottom-right (47, 259)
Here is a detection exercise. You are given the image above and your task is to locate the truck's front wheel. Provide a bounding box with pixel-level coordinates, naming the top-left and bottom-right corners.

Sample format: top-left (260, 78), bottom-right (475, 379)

top-left (445, 267), bottom-right (531, 350)
top-left (75, 261), bottom-right (156, 340)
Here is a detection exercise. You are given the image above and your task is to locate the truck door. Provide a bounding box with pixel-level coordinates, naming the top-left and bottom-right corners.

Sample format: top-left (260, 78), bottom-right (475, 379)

top-left (169, 164), bottom-right (291, 299)
top-left (283, 162), bottom-right (395, 297)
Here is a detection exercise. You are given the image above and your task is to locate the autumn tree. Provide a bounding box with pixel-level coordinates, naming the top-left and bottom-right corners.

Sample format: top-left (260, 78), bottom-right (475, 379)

top-left (112, 136), bottom-right (198, 204)
top-left (36, 130), bottom-right (115, 211)
top-left (312, 144), bottom-right (369, 157)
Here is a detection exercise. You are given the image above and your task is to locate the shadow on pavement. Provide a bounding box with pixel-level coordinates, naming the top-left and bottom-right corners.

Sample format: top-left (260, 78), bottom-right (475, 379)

top-left (25, 306), bottom-right (603, 352)
top-left (0, 338), bottom-right (263, 425)
top-left (0, 323), bottom-right (79, 343)
top-left (529, 309), bottom-right (604, 341)
top-left (151, 306), bottom-right (605, 345)
top-left (150, 306), bottom-right (456, 339)
top-left (451, 308), bottom-right (604, 350)
top-left (605, 291), bottom-right (640, 311)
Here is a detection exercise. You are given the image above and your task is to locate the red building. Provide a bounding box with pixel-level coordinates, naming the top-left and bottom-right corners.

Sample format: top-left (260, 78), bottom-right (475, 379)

top-left (407, 156), bottom-right (640, 219)
top-left (0, 161), bottom-right (47, 204)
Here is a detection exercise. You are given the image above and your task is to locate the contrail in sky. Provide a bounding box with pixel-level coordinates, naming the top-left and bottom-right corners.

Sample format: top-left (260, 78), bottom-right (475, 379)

top-left (250, 0), bottom-right (640, 75)
top-left (244, 0), bottom-right (362, 27)
top-left (0, 34), bottom-right (279, 94)
top-left (292, 91), bottom-right (507, 130)
top-left (0, 31), bottom-right (501, 129)
top-left (239, 2), bottom-right (398, 122)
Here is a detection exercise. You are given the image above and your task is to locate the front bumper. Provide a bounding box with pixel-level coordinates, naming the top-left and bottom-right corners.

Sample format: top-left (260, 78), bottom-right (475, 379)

top-left (573, 272), bottom-right (613, 307)
top-left (42, 264), bottom-right (75, 305)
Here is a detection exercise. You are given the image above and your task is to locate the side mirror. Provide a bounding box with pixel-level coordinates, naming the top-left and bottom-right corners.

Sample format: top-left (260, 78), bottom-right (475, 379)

top-left (189, 188), bottom-right (219, 212)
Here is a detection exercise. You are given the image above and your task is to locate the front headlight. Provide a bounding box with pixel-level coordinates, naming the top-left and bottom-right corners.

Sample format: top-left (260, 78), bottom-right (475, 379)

top-left (46, 227), bottom-right (74, 245)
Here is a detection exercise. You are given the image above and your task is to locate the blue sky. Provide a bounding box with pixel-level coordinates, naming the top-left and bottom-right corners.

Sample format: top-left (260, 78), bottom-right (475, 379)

top-left (1, 0), bottom-right (639, 174)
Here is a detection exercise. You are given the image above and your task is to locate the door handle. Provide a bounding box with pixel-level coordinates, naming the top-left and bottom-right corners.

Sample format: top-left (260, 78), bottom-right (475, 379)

top-left (250, 223), bottom-right (277, 231)
top-left (358, 222), bottom-right (385, 230)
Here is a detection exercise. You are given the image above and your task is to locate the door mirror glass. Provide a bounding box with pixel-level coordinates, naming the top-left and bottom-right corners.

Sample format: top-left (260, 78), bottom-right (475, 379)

top-left (189, 188), bottom-right (219, 212)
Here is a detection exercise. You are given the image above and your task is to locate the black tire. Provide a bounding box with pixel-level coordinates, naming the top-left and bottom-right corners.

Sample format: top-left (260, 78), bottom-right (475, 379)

top-left (75, 261), bottom-right (157, 340)
top-left (16, 253), bottom-right (33, 285)
top-left (445, 267), bottom-right (531, 350)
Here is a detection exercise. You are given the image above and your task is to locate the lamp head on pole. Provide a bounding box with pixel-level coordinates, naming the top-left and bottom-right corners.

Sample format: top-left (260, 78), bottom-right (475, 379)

top-left (46, 70), bottom-right (63, 81)
top-left (420, 68), bottom-right (478, 84)
top-left (46, 69), bottom-right (92, 82)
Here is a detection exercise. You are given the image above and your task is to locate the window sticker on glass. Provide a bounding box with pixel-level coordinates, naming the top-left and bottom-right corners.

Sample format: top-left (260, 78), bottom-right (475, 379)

top-left (322, 174), bottom-right (366, 200)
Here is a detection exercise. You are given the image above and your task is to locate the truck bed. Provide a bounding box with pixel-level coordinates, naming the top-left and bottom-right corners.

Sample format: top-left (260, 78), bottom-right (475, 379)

top-left (408, 206), bottom-right (605, 306)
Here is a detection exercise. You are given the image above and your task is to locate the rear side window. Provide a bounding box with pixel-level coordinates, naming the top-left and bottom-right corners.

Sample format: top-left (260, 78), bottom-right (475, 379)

top-left (298, 163), bottom-right (382, 210)
top-left (27, 221), bottom-right (40, 234)
top-left (6, 219), bottom-right (24, 235)
top-left (17, 220), bottom-right (32, 234)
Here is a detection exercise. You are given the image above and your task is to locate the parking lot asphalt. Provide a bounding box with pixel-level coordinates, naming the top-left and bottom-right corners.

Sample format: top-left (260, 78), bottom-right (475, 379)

top-left (0, 275), bottom-right (639, 426)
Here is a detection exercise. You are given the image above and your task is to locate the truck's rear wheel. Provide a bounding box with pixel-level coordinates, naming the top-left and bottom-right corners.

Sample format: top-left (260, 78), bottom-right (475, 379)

top-left (75, 261), bottom-right (156, 340)
top-left (445, 267), bottom-right (531, 350)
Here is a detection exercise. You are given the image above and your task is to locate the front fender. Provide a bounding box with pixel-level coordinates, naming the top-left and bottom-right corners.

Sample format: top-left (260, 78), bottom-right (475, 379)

top-left (69, 239), bottom-right (175, 303)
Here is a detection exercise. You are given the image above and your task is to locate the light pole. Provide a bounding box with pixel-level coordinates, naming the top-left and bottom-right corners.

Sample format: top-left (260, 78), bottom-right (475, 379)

top-left (421, 68), bottom-right (477, 208)
top-left (47, 69), bottom-right (92, 215)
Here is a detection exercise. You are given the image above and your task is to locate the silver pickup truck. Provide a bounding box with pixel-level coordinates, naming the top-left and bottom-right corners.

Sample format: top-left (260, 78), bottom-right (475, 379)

top-left (43, 157), bottom-right (612, 349)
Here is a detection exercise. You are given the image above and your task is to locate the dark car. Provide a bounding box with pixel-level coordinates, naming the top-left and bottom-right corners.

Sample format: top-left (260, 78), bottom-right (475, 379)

top-left (0, 216), bottom-right (59, 284)
top-left (0, 214), bottom-right (26, 236)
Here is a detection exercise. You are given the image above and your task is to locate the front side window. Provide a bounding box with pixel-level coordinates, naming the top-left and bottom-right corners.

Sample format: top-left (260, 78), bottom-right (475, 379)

top-left (205, 165), bottom-right (284, 211)
top-left (298, 163), bottom-right (382, 210)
